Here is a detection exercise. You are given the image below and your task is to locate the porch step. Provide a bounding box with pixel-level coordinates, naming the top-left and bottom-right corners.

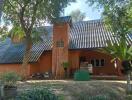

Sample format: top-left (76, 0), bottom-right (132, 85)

top-left (91, 75), bottom-right (126, 80)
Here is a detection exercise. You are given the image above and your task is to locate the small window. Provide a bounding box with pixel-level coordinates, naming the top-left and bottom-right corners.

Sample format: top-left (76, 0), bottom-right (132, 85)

top-left (80, 56), bottom-right (86, 62)
top-left (56, 40), bottom-right (64, 47)
top-left (91, 59), bottom-right (105, 67)
top-left (96, 59), bottom-right (100, 66)
top-left (101, 59), bottom-right (105, 66)
top-left (91, 59), bottom-right (95, 66)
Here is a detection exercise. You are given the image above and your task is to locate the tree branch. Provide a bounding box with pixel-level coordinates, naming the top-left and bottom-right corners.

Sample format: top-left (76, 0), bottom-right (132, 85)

top-left (28, 0), bottom-right (42, 33)
top-left (19, 6), bottom-right (27, 33)
top-left (7, 0), bottom-right (18, 14)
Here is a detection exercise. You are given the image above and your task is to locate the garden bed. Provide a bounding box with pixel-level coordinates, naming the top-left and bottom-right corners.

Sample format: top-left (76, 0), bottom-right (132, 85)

top-left (16, 80), bottom-right (131, 100)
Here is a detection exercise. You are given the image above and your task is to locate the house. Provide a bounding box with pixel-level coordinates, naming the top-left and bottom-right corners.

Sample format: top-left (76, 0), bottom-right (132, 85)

top-left (0, 16), bottom-right (131, 78)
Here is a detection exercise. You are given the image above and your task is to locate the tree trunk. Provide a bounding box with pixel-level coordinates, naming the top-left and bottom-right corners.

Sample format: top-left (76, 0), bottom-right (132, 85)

top-left (21, 35), bottom-right (32, 79)
top-left (122, 60), bottom-right (132, 93)
top-left (126, 71), bottom-right (132, 93)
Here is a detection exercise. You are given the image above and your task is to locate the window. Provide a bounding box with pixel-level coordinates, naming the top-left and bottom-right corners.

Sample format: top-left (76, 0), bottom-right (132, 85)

top-left (91, 59), bottom-right (95, 66)
top-left (96, 59), bottom-right (100, 66)
top-left (91, 59), bottom-right (105, 67)
top-left (80, 56), bottom-right (86, 62)
top-left (56, 40), bottom-right (64, 47)
top-left (101, 59), bottom-right (105, 66)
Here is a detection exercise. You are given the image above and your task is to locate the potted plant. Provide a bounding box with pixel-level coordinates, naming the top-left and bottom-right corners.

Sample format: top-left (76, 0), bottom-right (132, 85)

top-left (0, 72), bottom-right (21, 99)
top-left (62, 62), bottom-right (69, 78)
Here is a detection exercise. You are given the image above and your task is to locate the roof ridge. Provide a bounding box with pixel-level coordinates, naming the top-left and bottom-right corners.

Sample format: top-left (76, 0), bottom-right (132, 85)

top-left (73, 19), bottom-right (103, 24)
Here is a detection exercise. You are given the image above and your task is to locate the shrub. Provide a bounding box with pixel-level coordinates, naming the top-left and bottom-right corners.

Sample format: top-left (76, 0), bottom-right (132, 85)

top-left (0, 72), bottom-right (21, 86)
top-left (16, 88), bottom-right (59, 100)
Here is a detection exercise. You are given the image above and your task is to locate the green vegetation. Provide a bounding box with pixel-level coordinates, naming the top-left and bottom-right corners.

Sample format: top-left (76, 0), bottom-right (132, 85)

top-left (0, 72), bottom-right (21, 86)
top-left (16, 88), bottom-right (59, 100)
top-left (62, 62), bottom-right (69, 78)
top-left (87, 0), bottom-right (132, 93)
top-left (15, 80), bottom-right (126, 100)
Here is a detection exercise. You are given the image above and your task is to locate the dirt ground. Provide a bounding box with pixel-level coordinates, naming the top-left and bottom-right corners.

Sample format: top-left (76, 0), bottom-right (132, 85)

top-left (17, 80), bottom-right (130, 100)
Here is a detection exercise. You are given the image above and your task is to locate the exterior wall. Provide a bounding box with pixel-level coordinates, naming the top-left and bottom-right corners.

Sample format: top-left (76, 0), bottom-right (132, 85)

top-left (69, 51), bottom-right (80, 76)
top-left (0, 64), bottom-right (30, 76)
top-left (30, 62), bottom-right (40, 75)
top-left (0, 49), bottom-right (122, 77)
top-left (39, 51), bottom-right (52, 73)
top-left (52, 23), bottom-right (70, 78)
top-left (30, 51), bottom-right (52, 75)
top-left (0, 51), bottom-right (52, 77)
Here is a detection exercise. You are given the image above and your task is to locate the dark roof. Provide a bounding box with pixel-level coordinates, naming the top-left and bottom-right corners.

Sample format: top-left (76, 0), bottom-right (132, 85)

top-left (0, 38), bottom-right (51, 64)
top-left (52, 16), bottom-right (72, 27)
top-left (69, 20), bottom-right (132, 49)
top-left (0, 19), bottom-right (131, 64)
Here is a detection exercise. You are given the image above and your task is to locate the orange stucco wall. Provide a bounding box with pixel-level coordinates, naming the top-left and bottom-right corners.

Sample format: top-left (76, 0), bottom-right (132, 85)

top-left (0, 50), bottom-right (122, 77)
top-left (0, 51), bottom-right (52, 77)
top-left (0, 64), bottom-right (30, 76)
top-left (29, 51), bottom-right (52, 75)
top-left (39, 51), bottom-right (52, 73)
top-left (30, 62), bottom-right (40, 75)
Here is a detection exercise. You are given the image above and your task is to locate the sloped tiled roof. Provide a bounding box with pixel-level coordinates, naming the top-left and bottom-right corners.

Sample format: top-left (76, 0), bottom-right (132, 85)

top-left (0, 38), bottom-right (52, 64)
top-left (0, 19), bottom-right (131, 64)
top-left (69, 20), bottom-right (132, 49)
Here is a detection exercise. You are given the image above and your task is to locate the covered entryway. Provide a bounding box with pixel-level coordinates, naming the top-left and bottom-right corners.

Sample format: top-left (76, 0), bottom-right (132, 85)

top-left (69, 50), bottom-right (123, 76)
top-left (79, 50), bottom-right (123, 76)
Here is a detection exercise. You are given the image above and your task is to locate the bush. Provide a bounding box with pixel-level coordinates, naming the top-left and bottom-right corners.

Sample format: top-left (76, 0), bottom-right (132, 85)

top-left (16, 88), bottom-right (59, 100)
top-left (74, 70), bottom-right (90, 81)
top-left (0, 72), bottom-right (21, 86)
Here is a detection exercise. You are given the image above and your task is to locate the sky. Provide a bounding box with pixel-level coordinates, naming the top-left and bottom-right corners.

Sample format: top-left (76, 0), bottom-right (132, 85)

top-left (64, 0), bottom-right (103, 20)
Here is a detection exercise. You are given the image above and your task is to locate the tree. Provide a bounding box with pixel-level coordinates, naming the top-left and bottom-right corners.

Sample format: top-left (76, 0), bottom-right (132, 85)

top-left (2, 0), bottom-right (75, 78)
top-left (102, 40), bottom-right (132, 92)
top-left (87, 0), bottom-right (132, 93)
top-left (0, 0), bottom-right (3, 18)
top-left (87, 0), bottom-right (132, 37)
top-left (69, 9), bottom-right (86, 22)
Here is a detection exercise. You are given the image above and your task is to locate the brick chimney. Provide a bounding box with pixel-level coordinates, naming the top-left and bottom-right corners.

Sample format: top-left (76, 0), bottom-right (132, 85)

top-left (52, 16), bottom-right (72, 78)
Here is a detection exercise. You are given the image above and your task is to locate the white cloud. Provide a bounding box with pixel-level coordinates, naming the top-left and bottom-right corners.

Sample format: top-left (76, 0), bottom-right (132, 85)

top-left (83, 16), bottom-right (91, 21)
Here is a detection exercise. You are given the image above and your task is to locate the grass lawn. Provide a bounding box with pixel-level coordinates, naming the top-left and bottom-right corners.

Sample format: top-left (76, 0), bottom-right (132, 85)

top-left (17, 80), bottom-right (131, 100)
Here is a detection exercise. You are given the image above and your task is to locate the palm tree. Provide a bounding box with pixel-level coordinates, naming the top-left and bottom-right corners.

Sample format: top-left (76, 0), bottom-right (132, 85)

top-left (102, 38), bottom-right (132, 93)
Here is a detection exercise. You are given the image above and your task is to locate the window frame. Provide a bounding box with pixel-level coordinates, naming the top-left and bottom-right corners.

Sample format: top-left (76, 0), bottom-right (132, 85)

top-left (91, 59), bottom-right (105, 67)
top-left (56, 40), bottom-right (64, 47)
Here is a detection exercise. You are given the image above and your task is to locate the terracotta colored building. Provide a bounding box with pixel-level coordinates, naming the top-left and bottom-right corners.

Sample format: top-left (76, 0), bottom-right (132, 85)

top-left (0, 16), bottom-right (131, 78)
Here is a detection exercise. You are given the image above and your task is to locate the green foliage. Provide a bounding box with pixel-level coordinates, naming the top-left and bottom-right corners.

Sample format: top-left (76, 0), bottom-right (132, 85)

top-left (2, 0), bottom-right (76, 41)
top-left (0, 72), bottom-right (21, 86)
top-left (0, 26), bottom-right (9, 40)
top-left (16, 88), bottom-right (59, 100)
top-left (62, 62), bottom-right (69, 69)
top-left (126, 95), bottom-right (132, 100)
top-left (87, 0), bottom-right (132, 39)
top-left (69, 9), bottom-right (86, 22)
top-left (102, 40), bottom-right (132, 61)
